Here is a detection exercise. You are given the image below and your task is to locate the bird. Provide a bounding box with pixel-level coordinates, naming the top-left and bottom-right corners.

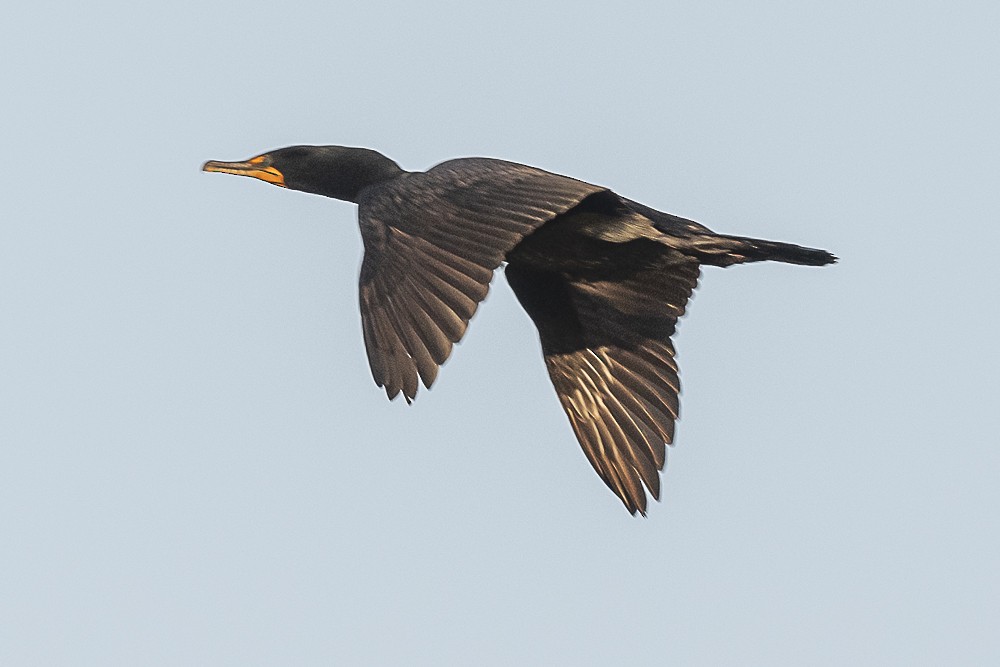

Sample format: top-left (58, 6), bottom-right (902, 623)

top-left (203, 145), bottom-right (836, 515)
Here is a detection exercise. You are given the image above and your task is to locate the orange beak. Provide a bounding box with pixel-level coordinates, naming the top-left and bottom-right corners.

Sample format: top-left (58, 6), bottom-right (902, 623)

top-left (202, 154), bottom-right (286, 187)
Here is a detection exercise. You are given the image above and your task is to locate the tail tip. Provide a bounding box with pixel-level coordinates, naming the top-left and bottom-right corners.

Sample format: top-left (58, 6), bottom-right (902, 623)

top-left (817, 250), bottom-right (838, 266)
top-left (784, 245), bottom-right (837, 266)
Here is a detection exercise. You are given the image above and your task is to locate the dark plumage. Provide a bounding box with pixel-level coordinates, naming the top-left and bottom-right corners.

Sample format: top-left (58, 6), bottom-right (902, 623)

top-left (203, 145), bottom-right (836, 515)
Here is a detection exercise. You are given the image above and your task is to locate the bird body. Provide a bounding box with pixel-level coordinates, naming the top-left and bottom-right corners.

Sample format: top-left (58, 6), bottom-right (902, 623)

top-left (204, 146), bottom-right (836, 514)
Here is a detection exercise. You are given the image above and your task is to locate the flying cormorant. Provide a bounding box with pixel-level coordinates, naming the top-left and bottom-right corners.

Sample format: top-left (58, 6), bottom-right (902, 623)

top-left (203, 146), bottom-right (836, 514)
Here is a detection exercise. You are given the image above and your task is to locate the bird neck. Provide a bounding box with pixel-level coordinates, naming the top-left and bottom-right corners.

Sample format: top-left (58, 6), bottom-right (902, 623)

top-left (331, 150), bottom-right (404, 203)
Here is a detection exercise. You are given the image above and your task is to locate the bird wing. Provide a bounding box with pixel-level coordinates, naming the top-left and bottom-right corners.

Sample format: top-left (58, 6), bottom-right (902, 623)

top-left (356, 158), bottom-right (608, 401)
top-left (505, 251), bottom-right (700, 515)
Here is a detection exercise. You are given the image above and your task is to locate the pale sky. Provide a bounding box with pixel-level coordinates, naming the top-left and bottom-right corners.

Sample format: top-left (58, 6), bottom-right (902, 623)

top-left (2, 2), bottom-right (998, 664)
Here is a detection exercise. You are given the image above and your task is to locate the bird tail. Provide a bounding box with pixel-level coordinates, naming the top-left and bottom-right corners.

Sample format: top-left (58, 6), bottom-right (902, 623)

top-left (728, 235), bottom-right (838, 266)
top-left (685, 234), bottom-right (837, 267)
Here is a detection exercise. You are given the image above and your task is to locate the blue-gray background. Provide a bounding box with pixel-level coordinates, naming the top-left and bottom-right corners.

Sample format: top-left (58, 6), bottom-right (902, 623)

top-left (2, 2), bottom-right (998, 665)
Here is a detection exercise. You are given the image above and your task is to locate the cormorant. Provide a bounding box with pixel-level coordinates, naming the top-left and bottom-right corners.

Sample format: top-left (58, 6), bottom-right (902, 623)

top-left (203, 145), bottom-right (836, 515)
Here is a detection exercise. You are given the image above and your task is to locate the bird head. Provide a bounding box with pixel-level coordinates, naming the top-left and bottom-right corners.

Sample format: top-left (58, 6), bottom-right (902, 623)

top-left (202, 145), bottom-right (403, 203)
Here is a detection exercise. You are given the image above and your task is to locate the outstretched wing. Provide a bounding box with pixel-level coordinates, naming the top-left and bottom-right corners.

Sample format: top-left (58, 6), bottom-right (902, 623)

top-left (506, 250), bottom-right (700, 515)
top-left (356, 158), bottom-right (608, 401)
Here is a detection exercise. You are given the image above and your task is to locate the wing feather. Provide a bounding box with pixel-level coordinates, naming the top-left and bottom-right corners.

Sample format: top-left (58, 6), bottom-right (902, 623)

top-left (356, 159), bottom-right (607, 400)
top-left (506, 250), bottom-right (700, 514)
